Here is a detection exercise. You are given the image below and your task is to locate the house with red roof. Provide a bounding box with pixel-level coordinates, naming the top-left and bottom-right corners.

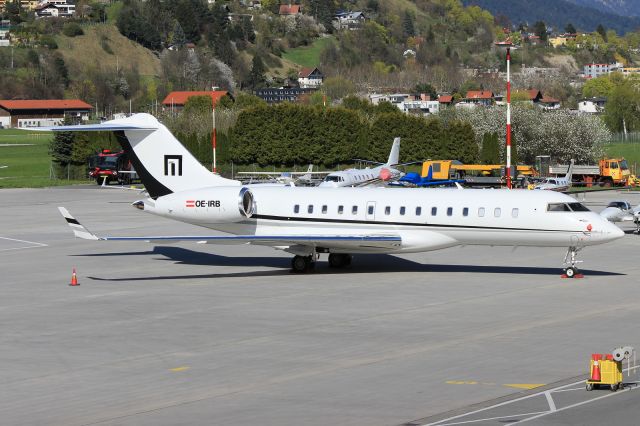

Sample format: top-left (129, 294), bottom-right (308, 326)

top-left (297, 67), bottom-right (323, 88)
top-left (161, 91), bottom-right (229, 111)
top-left (279, 4), bottom-right (301, 16)
top-left (464, 90), bottom-right (494, 106)
top-left (437, 95), bottom-right (454, 106)
top-left (0, 99), bottom-right (92, 128)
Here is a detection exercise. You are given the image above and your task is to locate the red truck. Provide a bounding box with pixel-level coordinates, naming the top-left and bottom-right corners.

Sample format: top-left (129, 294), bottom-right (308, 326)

top-left (88, 149), bottom-right (138, 185)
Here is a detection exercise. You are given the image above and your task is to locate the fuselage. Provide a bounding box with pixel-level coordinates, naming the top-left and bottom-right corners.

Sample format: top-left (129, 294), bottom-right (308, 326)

top-left (145, 186), bottom-right (624, 254)
top-left (318, 166), bottom-right (402, 187)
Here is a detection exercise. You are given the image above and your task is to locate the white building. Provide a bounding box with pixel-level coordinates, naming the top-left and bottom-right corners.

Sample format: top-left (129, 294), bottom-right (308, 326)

top-left (583, 62), bottom-right (623, 79)
top-left (34, 1), bottom-right (75, 18)
top-left (297, 67), bottom-right (323, 89)
top-left (369, 93), bottom-right (439, 115)
top-left (578, 97), bottom-right (606, 113)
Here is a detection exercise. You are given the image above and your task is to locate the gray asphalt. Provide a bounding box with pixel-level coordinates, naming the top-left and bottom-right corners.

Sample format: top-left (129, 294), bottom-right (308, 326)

top-left (1, 186), bottom-right (639, 426)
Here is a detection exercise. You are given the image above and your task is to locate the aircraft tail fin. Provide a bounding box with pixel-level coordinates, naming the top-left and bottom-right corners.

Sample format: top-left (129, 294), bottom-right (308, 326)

top-left (425, 165), bottom-right (433, 181)
top-left (39, 114), bottom-right (240, 198)
top-left (386, 137), bottom-right (401, 166)
top-left (564, 159), bottom-right (575, 186)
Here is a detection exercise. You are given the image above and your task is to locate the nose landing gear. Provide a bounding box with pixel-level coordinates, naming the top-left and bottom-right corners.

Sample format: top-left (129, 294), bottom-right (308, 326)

top-left (563, 246), bottom-right (584, 278)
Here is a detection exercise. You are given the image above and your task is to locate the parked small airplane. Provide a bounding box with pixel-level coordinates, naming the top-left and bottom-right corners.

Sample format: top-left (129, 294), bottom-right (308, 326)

top-left (47, 114), bottom-right (624, 277)
top-left (534, 159), bottom-right (574, 191)
top-left (600, 200), bottom-right (640, 234)
top-left (237, 164), bottom-right (326, 186)
top-left (318, 137), bottom-right (404, 187)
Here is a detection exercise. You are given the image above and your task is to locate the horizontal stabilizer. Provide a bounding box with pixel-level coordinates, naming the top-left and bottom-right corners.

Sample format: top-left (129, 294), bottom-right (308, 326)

top-left (32, 113), bottom-right (160, 132)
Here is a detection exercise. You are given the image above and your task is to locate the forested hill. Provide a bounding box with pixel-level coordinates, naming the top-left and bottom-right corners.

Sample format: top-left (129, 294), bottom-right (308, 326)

top-left (568, 0), bottom-right (640, 18)
top-left (462, 0), bottom-right (640, 33)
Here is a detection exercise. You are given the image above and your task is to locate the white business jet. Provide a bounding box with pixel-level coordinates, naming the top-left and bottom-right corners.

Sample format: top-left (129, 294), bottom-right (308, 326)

top-left (319, 137), bottom-right (404, 187)
top-left (51, 114), bottom-right (623, 277)
top-left (600, 201), bottom-right (640, 234)
top-left (534, 159), bottom-right (574, 191)
top-left (237, 164), bottom-right (326, 186)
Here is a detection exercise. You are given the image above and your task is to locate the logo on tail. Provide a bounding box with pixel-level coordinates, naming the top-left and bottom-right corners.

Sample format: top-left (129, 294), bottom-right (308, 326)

top-left (164, 155), bottom-right (183, 176)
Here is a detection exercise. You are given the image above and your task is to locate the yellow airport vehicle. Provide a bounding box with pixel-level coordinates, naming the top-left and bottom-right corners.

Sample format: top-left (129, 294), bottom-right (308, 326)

top-left (420, 160), bottom-right (536, 187)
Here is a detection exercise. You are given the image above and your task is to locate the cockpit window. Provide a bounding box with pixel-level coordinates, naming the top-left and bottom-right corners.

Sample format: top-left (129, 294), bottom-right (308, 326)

top-left (547, 203), bottom-right (571, 212)
top-left (620, 160), bottom-right (629, 170)
top-left (324, 175), bottom-right (341, 182)
top-left (607, 201), bottom-right (629, 209)
top-left (547, 203), bottom-right (590, 212)
top-left (567, 202), bottom-right (590, 212)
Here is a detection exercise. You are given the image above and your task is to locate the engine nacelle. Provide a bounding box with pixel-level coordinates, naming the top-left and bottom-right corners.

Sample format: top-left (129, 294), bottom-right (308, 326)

top-left (152, 186), bottom-right (255, 224)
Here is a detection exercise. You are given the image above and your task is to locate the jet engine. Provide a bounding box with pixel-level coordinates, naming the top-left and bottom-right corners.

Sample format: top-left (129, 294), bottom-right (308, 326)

top-left (152, 186), bottom-right (255, 223)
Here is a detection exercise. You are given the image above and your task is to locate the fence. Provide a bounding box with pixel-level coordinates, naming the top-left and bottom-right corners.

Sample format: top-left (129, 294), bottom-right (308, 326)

top-left (606, 132), bottom-right (640, 144)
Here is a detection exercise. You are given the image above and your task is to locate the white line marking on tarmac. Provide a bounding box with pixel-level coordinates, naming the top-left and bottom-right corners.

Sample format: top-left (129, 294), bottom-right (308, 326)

top-left (550, 386), bottom-right (584, 393)
top-left (432, 411), bottom-right (548, 426)
top-left (0, 236), bottom-right (48, 252)
top-left (515, 385), bottom-right (640, 423)
top-left (425, 365), bottom-right (640, 426)
top-left (544, 391), bottom-right (556, 412)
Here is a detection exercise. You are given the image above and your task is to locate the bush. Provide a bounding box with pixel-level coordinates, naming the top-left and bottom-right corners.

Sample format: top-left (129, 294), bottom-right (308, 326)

top-left (62, 22), bottom-right (84, 37)
top-left (39, 35), bottom-right (58, 49)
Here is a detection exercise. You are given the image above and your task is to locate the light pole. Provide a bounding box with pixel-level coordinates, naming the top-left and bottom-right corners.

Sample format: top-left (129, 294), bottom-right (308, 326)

top-left (496, 40), bottom-right (513, 188)
top-left (211, 97), bottom-right (217, 174)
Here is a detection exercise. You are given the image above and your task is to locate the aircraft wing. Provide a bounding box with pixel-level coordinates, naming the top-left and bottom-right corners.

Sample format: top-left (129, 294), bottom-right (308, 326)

top-left (58, 207), bottom-right (401, 249)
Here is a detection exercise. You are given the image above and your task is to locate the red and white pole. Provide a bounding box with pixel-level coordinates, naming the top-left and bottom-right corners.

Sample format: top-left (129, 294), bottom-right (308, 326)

top-left (212, 104), bottom-right (217, 174)
top-left (506, 46), bottom-right (512, 189)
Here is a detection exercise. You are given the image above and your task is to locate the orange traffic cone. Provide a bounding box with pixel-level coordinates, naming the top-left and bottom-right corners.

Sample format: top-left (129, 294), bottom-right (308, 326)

top-left (591, 354), bottom-right (601, 381)
top-left (69, 268), bottom-right (79, 286)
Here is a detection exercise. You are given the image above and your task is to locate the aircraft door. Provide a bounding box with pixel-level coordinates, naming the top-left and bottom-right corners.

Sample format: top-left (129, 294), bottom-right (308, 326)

top-left (366, 201), bottom-right (376, 221)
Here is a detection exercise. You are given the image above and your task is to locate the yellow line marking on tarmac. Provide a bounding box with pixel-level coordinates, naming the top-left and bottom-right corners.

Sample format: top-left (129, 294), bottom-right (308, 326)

top-left (504, 383), bottom-right (545, 390)
top-left (445, 381), bottom-right (545, 389)
top-left (170, 366), bottom-right (190, 372)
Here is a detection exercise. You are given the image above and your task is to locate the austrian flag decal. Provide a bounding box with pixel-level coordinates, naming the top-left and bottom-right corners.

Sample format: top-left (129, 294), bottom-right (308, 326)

top-left (186, 200), bottom-right (195, 208)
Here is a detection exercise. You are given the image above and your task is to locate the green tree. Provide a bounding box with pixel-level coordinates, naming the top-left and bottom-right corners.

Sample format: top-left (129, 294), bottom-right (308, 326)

top-left (596, 24), bottom-right (607, 42)
top-left (582, 75), bottom-right (614, 98)
top-left (604, 80), bottom-right (640, 133)
top-left (49, 117), bottom-right (75, 167)
top-left (480, 132), bottom-right (500, 164)
top-left (565, 23), bottom-right (576, 34)
top-left (183, 95), bottom-right (213, 115)
top-left (246, 54), bottom-right (266, 89)
top-left (533, 21), bottom-right (548, 41)
top-left (414, 83), bottom-right (437, 100)
top-left (403, 10), bottom-right (415, 38)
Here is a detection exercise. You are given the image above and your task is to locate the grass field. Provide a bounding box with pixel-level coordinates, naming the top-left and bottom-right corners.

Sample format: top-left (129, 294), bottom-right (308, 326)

top-left (282, 36), bottom-right (334, 68)
top-left (0, 129), bottom-right (87, 188)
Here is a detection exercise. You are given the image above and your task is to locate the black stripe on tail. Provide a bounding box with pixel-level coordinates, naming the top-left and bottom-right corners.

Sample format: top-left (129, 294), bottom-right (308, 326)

top-left (114, 131), bottom-right (172, 199)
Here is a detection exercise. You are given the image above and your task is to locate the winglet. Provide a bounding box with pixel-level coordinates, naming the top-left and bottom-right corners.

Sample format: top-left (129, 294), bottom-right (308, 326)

top-left (58, 207), bottom-right (100, 240)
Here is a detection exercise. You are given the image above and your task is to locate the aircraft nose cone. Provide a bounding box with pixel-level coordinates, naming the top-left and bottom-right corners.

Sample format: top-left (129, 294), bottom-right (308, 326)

top-left (602, 221), bottom-right (625, 241)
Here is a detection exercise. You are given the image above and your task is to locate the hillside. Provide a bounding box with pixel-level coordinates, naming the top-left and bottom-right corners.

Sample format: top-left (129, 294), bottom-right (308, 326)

top-left (462, 0), bottom-right (640, 33)
top-left (568, 0), bottom-right (640, 17)
top-left (56, 24), bottom-right (161, 77)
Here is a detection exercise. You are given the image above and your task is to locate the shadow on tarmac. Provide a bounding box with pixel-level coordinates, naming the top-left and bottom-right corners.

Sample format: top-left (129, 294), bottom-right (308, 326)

top-left (78, 246), bottom-right (625, 282)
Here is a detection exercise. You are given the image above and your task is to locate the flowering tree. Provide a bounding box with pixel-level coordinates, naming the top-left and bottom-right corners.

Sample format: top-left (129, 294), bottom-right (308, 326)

top-left (441, 105), bottom-right (609, 164)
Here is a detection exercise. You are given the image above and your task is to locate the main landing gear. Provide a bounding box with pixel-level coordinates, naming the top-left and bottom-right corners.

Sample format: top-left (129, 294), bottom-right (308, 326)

top-left (563, 246), bottom-right (583, 278)
top-left (290, 253), bottom-right (353, 273)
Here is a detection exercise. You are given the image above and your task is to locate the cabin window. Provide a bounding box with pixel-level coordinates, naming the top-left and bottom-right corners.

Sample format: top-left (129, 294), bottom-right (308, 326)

top-left (512, 208), bottom-right (519, 218)
top-left (308, 205), bottom-right (314, 214)
top-left (447, 207), bottom-right (453, 216)
top-left (400, 206), bottom-right (406, 215)
top-left (431, 207), bottom-right (437, 216)
top-left (463, 207), bottom-right (469, 217)
top-left (478, 207), bottom-right (485, 217)
top-left (294, 204), bottom-right (300, 214)
top-left (494, 207), bottom-right (501, 217)
top-left (338, 205), bottom-right (344, 214)
top-left (322, 205), bottom-right (328, 214)
top-left (368, 205), bottom-right (374, 215)
top-left (352, 205), bottom-right (358, 214)
top-left (433, 163), bottom-right (441, 173)
top-left (416, 207), bottom-right (422, 216)
top-left (385, 206), bottom-right (391, 215)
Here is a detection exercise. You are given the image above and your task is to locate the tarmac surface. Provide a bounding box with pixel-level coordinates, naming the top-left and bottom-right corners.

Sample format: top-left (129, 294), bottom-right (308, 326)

top-left (1, 185), bottom-right (640, 426)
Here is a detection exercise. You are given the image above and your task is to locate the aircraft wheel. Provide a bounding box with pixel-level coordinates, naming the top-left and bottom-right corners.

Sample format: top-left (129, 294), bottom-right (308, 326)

top-left (611, 383), bottom-right (618, 392)
top-left (586, 383), bottom-right (594, 391)
top-left (292, 255), bottom-right (312, 273)
top-left (565, 266), bottom-right (577, 278)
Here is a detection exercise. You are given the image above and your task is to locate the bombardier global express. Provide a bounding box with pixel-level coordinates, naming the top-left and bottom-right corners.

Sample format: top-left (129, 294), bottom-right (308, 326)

top-left (50, 114), bottom-right (624, 277)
